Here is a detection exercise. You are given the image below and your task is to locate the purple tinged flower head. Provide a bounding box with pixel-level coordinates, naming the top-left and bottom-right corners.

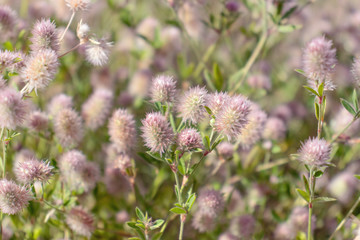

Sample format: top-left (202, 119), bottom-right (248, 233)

top-left (177, 128), bottom-right (202, 152)
top-left (30, 19), bottom-right (60, 53)
top-left (197, 189), bottom-right (224, 216)
top-left (21, 49), bottom-right (59, 94)
top-left (351, 57), bottom-right (360, 87)
top-left (66, 206), bottom-right (95, 237)
top-left (114, 153), bottom-right (132, 175)
top-left (238, 103), bottom-right (267, 149)
top-left (141, 112), bottom-right (174, 154)
top-left (82, 89), bottom-right (114, 130)
top-left (225, 1), bottom-right (239, 12)
top-left (65, 0), bottom-right (90, 12)
top-left (108, 109), bottom-right (137, 154)
top-left (116, 210), bottom-right (130, 223)
top-left (0, 179), bottom-right (32, 215)
top-left (54, 108), bottom-right (83, 148)
top-left (303, 36), bottom-right (337, 90)
top-left (59, 150), bottom-right (86, 173)
top-left (104, 167), bottom-right (131, 195)
top-left (192, 210), bottom-right (216, 233)
top-left (150, 75), bottom-right (177, 103)
top-left (177, 86), bottom-right (208, 124)
top-left (274, 223), bottom-right (295, 240)
top-left (230, 215), bottom-right (256, 238)
top-left (207, 92), bottom-right (231, 116)
top-left (263, 117), bottom-right (287, 141)
top-left (217, 142), bottom-right (234, 159)
top-left (26, 111), bottom-right (48, 131)
top-left (47, 93), bottom-right (73, 117)
top-left (0, 50), bottom-right (24, 72)
top-left (0, 6), bottom-right (17, 40)
top-left (247, 73), bottom-right (272, 90)
top-left (298, 137), bottom-right (331, 166)
top-left (0, 88), bottom-right (28, 130)
top-left (85, 38), bottom-right (112, 66)
top-left (214, 95), bottom-right (251, 140)
top-left (79, 161), bottom-right (100, 192)
top-left (14, 158), bottom-right (53, 184)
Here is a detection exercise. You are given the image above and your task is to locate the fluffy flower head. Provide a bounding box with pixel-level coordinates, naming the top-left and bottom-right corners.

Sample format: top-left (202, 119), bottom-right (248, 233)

top-left (177, 128), bottom-right (202, 152)
top-left (177, 86), bottom-right (208, 124)
top-left (54, 108), bottom-right (83, 147)
top-left (30, 19), bottom-right (60, 53)
top-left (298, 137), bottom-right (331, 166)
top-left (150, 75), bottom-right (177, 103)
top-left (14, 158), bottom-right (53, 184)
top-left (0, 88), bottom-right (28, 130)
top-left (66, 206), bottom-right (95, 237)
top-left (0, 179), bottom-right (31, 215)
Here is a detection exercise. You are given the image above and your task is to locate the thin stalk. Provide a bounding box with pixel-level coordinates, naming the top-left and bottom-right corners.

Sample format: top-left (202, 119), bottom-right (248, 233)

top-left (179, 219), bottom-right (184, 240)
top-left (60, 11), bottom-right (76, 41)
top-left (329, 195), bottom-right (360, 240)
top-left (172, 170), bottom-right (184, 240)
top-left (330, 117), bottom-right (357, 144)
top-left (229, 0), bottom-right (267, 94)
top-left (1, 128), bottom-right (6, 178)
top-left (43, 200), bottom-right (65, 213)
top-left (317, 96), bottom-right (323, 139)
top-left (307, 167), bottom-right (314, 240)
top-left (58, 43), bottom-right (82, 58)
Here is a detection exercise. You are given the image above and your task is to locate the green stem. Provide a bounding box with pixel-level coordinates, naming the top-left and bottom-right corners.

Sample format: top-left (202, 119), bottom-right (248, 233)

top-left (329, 195), bottom-right (360, 240)
top-left (179, 219), bottom-right (184, 240)
top-left (1, 128), bottom-right (6, 178)
top-left (43, 200), bottom-right (64, 213)
top-left (308, 167), bottom-right (314, 240)
top-left (317, 96), bottom-right (323, 139)
top-left (330, 117), bottom-right (357, 144)
top-left (229, 0), bottom-right (268, 94)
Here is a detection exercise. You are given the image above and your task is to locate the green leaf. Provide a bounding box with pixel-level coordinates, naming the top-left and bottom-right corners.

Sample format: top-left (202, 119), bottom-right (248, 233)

top-left (152, 232), bottom-right (163, 240)
top-left (295, 69), bottom-right (306, 76)
top-left (353, 89), bottom-right (359, 112)
top-left (135, 207), bottom-right (145, 221)
top-left (127, 221), bottom-right (139, 229)
top-left (278, 24), bottom-right (302, 33)
top-left (150, 219), bottom-right (164, 230)
top-left (302, 175), bottom-right (310, 194)
top-left (2, 41), bottom-right (13, 51)
top-left (354, 175), bottom-right (360, 180)
top-left (303, 86), bottom-right (319, 97)
top-left (186, 194), bottom-right (196, 211)
top-left (318, 82), bottom-right (324, 97)
top-left (313, 170), bottom-right (323, 178)
top-left (204, 106), bottom-right (213, 116)
top-left (314, 102), bottom-right (320, 120)
top-left (146, 152), bottom-right (164, 162)
top-left (213, 63), bottom-right (224, 91)
top-left (129, 238), bottom-right (142, 240)
top-left (204, 69), bottom-right (216, 91)
top-left (296, 188), bottom-right (310, 202)
top-left (211, 137), bottom-right (224, 151)
top-left (281, 6), bottom-right (297, 20)
top-left (202, 135), bottom-right (211, 150)
top-left (170, 207), bottom-right (187, 215)
top-left (341, 98), bottom-right (356, 116)
top-left (312, 197), bottom-right (337, 203)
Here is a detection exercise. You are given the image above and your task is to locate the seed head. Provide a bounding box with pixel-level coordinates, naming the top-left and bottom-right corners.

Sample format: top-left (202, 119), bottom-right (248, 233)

top-left (108, 109), bottom-right (137, 154)
top-left (177, 128), bottom-right (202, 152)
top-left (141, 112), bottom-right (174, 154)
top-left (177, 86), bottom-right (208, 124)
top-left (150, 75), bottom-right (177, 103)
top-left (21, 49), bottom-right (59, 94)
top-left (47, 93), bottom-right (73, 117)
top-left (237, 104), bottom-right (267, 149)
top-left (30, 19), bottom-right (60, 53)
top-left (65, 0), bottom-right (90, 12)
top-left (214, 95), bottom-right (251, 140)
top-left (197, 189), bottom-right (224, 216)
top-left (85, 38), bottom-right (112, 66)
top-left (303, 36), bottom-right (337, 90)
top-left (298, 137), bottom-right (331, 166)
top-left (54, 108), bottom-right (83, 148)
top-left (14, 158), bottom-right (53, 184)
top-left (26, 111), bottom-right (48, 131)
top-left (0, 179), bottom-right (31, 215)
top-left (0, 88), bottom-right (28, 130)
top-left (207, 92), bottom-right (231, 116)
top-left (82, 89), bottom-right (113, 130)
top-left (263, 117), bottom-right (287, 141)
top-left (66, 206), bottom-right (95, 237)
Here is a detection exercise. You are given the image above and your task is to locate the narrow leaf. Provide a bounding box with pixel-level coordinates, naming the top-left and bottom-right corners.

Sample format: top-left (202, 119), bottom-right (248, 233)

top-left (303, 86), bottom-right (320, 97)
top-left (353, 89), bottom-right (359, 112)
top-left (312, 197), bottom-right (337, 203)
top-left (341, 98), bottom-right (356, 116)
top-left (135, 207), bottom-right (145, 221)
top-left (169, 207), bottom-right (187, 215)
top-left (302, 175), bottom-right (310, 194)
top-left (296, 188), bottom-right (310, 202)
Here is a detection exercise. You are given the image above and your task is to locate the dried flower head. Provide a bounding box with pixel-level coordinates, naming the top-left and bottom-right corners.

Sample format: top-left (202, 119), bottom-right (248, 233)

top-left (0, 6), bottom-right (17, 40)
top-left (66, 206), bottom-right (95, 237)
top-left (108, 109), bottom-right (137, 154)
top-left (237, 104), bottom-right (267, 149)
top-left (141, 112), bottom-right (174, 154)
top-left (352, 57), bottom-right (360, 87)
top-left (214, 95), bottom-right (251, 140)
top-left (14, 158), bottom-right (53, 184)
top-left (0, 179), bottom-right (31, 215)
top-left (21, 49), bottom-right (59, 94)
top-left (177, 128), bottom-right (202, 152)
top-left (27, 111), bottom-right (48, 131)
top-left (47, 93), bottom-right (73, 117)
top-left (263, 117), bottom-right (287, 141)
top-left (150, 75), bottom-right (177, 103)
top-left (298, 137), bottom-right (331, 166)
top-left (207, 92), bottom-right (231, 116)
top-left (65, 0), bottom-right (90, 12)
top-left (177, 86), bottom-right (208, 124)
top-left (192, 211), bottom-right (216, 233)
top-left (197, 189), bottom-right (224, 216)
top-left (30, 19), bottom-right (60, 53)
top-left (85, 38), bottom-right (112, 66)
top-left (82, 89), bottom-right (113, 130)
top-left (303, 36), bottom-right (337, 90)
top-left (54, 108), bottom-right (83, 147)
top-left (0, 88), bottom-right (28, 130)
top-left (77, 20), bottom-right (90, 43)
top-left (217, 142), bottom-right (234, 159)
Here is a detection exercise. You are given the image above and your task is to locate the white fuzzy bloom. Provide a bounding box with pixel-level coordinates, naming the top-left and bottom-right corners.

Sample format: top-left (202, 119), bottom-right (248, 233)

top-left (77, 20), bottom-right (90, 42)
top-left (65, 0), bottom-right (90, 12)
top-left (85, 39), bottom-right (112, 66)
